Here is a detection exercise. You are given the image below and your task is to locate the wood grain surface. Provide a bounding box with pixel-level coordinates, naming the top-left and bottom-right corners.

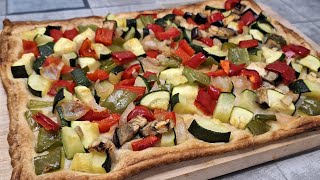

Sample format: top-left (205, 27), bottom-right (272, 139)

top-left (0, 3), bottom-right (320, 180)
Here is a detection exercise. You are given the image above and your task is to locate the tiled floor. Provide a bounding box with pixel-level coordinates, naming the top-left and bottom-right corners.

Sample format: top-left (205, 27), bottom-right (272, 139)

top-left (1, 0), bottom-right (320, 179)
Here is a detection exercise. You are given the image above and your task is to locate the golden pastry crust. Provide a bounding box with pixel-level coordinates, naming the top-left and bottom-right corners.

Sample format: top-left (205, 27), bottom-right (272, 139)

top-left (1, 0), bottom-right (320, 179)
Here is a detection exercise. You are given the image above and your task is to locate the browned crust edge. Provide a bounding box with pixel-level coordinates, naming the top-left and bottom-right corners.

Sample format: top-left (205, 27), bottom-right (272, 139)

top-left (1, 0), bottom-right (320, 180)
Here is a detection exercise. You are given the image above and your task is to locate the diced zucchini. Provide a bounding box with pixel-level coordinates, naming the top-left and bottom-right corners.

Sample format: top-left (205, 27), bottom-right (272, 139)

top-left (92, 43), bottom-right (112, 60)
top-left (236, 90), bottom-right (259, 112)
top-left (289, 79), bottom-right (310, 94)
top-left (38, 42), bottom-right (54, 57)
top-left (78, 57), bottom-right (101, 72)
top-left (140, 90), bottom-right (170, 110)
top-left (249, 29), bottom-right (264, 42)
top-left (203, 46), bottom-right (228, 61)
top-left (123, 38), bottom-right (146, 56)
top-left (75, 86), bottom-right (102, 111)
top-left (134, 75), bottom-right (151, 92)
top-left (73, 28), bottom-right (96, 47)
top-left (303, 79), bottom-right (320, 99)
top-left (71, 69), bottom-right (92, 87)
top-left (71, 152), bottom-right (107, 173)
top-left (262, 47), bottom-right (285, 64)
top-left (61, 127), bottom-right (85, 159)
top-left (159, 68), bottom-right (188, 86)
top-left (188, 119), bottom-right (231, 143)
top-left (33, 56), bottom-right (46, 74)
top-left (213, 93), bottom-right (235, 123)
top-left (95, 80), bottom-right (114, 100)
top-left (27, 73), bottom-right (52, 97)
top-left (54, 37), bottom-right (77, 55)
top-left (21, 27), bottom-right (46, 40)
top-left (71, 121), bottom-right (100, 149)
top-left (172, 84), bottom-right (199, 114)
top-left (291, 62), bottom-right (303, 73)
top-left (53, 88), bottom-right (73, 113)
top-left (227, 21), bottom-right (239, 32)
top-left (298, 55), bottom-right (320, 72)
top-left (160, 129), bottom-right (176, 147)
top-left (267, 89), bottom-right (296, 115)
top-left (251, 21), bottom-right (275, 34)
top-left (11, 53), bottom-right (35, 78)
top-left (62, 52), bottom-right (78, 67)
top-left (228, 35), bottom-right (253, 45)
top-left (229, 107), bottom-right (254, 129)
top-left (34, 34), bottom-right (54, 46)
top-left (183, 29), bottom-right (192, 42)
top-left (182, 67), bottom-right (210, 86)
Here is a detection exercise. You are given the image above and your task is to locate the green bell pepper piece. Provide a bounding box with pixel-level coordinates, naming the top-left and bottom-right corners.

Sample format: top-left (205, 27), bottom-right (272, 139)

top-left (56, 106), bottom-right (70, 127)
top-left (27, 100), bottom-right (53, 109)
top-left (299, 97), bottom-right (320, 116)
top-left (36, 128), bottom-right (62, 153)
top-left (24, 110), bottom-right (41, 131)
top-left (34, 147), bottom-right (62, 175)
top-left (182, 67), bottom-right (210, 86)
top-left (228, 47), bottom-right (250, 64)
top-left (102, 90), bottom-right (137, 113)
top-left (77, 24), bottom-right (98, 33)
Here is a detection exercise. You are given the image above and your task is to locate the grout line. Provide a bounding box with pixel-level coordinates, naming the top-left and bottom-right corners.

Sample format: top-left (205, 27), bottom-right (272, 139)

top-left (6, 7), bottom-right (90, 16)
top-left (82, 0), bottom-right (91, 9)
top-left (274, 163), bottom-right (289, 180)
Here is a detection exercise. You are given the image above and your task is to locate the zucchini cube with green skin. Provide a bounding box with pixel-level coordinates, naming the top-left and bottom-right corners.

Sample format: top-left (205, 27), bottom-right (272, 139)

top-left (161, 129), bottom-right (176, 147)
top-left (123, 38), bottom-right (146, 56)
top-left (236, 90), bottom-right (259, 112)
top-left (62, 52), bottom-right (78, 67)
top-left (27, 73), bottom-right (52, 97)
top-left (34, 34), bottom-right (54, 46)
top-left (71, 152), bottom-right (107, 173)
top-left (140, 90), bottom-right (171, 110)
top-left (92, 43), bottom-right (112, 60)
top-left (213, 93), bottom-right (235, 123)
top-left (61, 127), bottom-right (85, 159)
top-left (171, 84), bottom-right (200, 114)
top-left (298, 55), bottom-right (320, 72)
top-left (11, 53), bottom-right (36, 78)
top-left (75, 86), bottom-right (105, 112)
top-left (303, 79), bottom-right (320, 99)
top-left (262, 47), bottom-right (284, 64)
top-left (21, 27), bottom-right (46, 41)
top-left (267, 89), bottom-right (296, 115)
top-left (73, 28), bottom-right (96, 47)
top-left (159, 68), bottom-right (188, 86)
top-left (229, 107), bottom-right (254, 129)
top-left (54, 37), bottom-right (77, 55)
top-left (71, 121), bottom-right (100, 149)
top-left (78, 57), bottom-right (101, 72)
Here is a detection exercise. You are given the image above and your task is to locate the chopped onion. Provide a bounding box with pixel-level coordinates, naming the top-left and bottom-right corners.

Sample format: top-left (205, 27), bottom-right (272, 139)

top-left (40, 62), bottom-right (64, 81)
top-left (119, 102), bottom-right (135, 125)
top-left (61, 100), bottom-right (89, 121)
top-left (211, 76), bottom-right (233, 92)
top-left (174, 116), bottom-right (187, 145)
top-left (231, 76), bottom-right (251, 96)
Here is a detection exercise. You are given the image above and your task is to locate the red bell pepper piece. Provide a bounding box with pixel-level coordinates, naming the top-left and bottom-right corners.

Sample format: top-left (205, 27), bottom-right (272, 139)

top-left (173, 8), bottom-right (184, 16)
top-left (220, 60), bottom-right (231, 75)
top-left (186, 18), bottom-right (198, 25)
top-left (22, 40), bottom-right (40, 57)
top-left (122, 64), bottom-right (141, 79)
top-left (225, 0), bottom-right (241, 11)
top-left (237, 20), bottom-right (245, 34)
top-left (131, 135), bottom-right (159, 151)
top-left (143, 71), bottom-right (156, 79)
top-left (194, 89), bottom-right (216, 115)
top-left (146, 50), bottom-right (159, 58)
top-left (282, 44), bottom-right (310, 58)
top-left (43, 57), bottom-right (61, 67)
top-left (183, 52), bottom-right (206, 69)
top-left (94, 114), bottom-right (120, 133)
top-left (199, 37), bottom-right (214, 47)
top-left (229, 63), bottom-right (245, 76)
top-left (147, 24), bottom-right (164, 34)
top-left (87, 69), bottom-right (109, 82)
top-left (155, 27), bottom-right (181, 41)
top-left (179, 40), bottom-right (195, 56)
top-left (154, 109), bottom-right (176, 125)
top-left (49, 29), bottom-right (63, 42)
top-left (61, 65), bottom-right (74, 74)
top-left (208, 12), bottom-right (225, 24)
top-left (240, 10), bottom-right (256, 26)
top-left (118, 78), bottom-right (136, 86)
top-left (47, 80), bottom-right (76, 96)
top-left (136, 13), bottom-right (157, 19)
top-left (80, 109), bottom-right (110, 121)
top-left (79, 38), bottom-right (97, 59)
top-left (63, 28), bottom-right (79, 40)
top-left (127, 105), bottom-right (155, 122)
top-left (198, 23), bottom-right (211, 30)
top-left (208, 86), bottom-right (221, 100)
top-left (239, 39), bottom-right (259, 48)
top-left (173, 47), bottom-right (191, 63)
top-left (240, 69), bottom-right (262, 89)
top-left (114, 85), bottom-right (146, 100)
top-left (207, 69), bottom-right (228, 77)
top-left (112, 51), bottom-right (137, 65)
top-left (265, 61), bottom-right (296, 85)
top-left (32, 112), bottom-right (60, 132)
top-left (95, 28), bottom-right (114, 46)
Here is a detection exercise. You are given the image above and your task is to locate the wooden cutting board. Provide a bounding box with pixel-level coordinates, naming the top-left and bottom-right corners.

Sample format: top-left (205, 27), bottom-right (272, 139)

top-left (0, 3), bottom-right (320, 180)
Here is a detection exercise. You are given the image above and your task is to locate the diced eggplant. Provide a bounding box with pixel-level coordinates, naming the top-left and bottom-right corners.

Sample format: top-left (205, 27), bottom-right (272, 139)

top-left (155, 18), bottom-right (167, 27)
top-left (126, 19), bottom-right (137, 28)
top-left (211, 20), bottom-right (224, 27)
top-left (139, 119), bottom-right (174, 137)
top-left (183, 12), bottom-right (193, 19)
top-left (142, 28), bottom-right (150, 38)
top-left (163, 14), bottom-right (176, 22)
top-left (264, 34), bottom-right (287, 50)
top-left (191, 27), bottom-right (200, 40)
top-left (194, 13), bottom-right (207, 24)
top-left (38, 42), bottom-right (54, 57)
